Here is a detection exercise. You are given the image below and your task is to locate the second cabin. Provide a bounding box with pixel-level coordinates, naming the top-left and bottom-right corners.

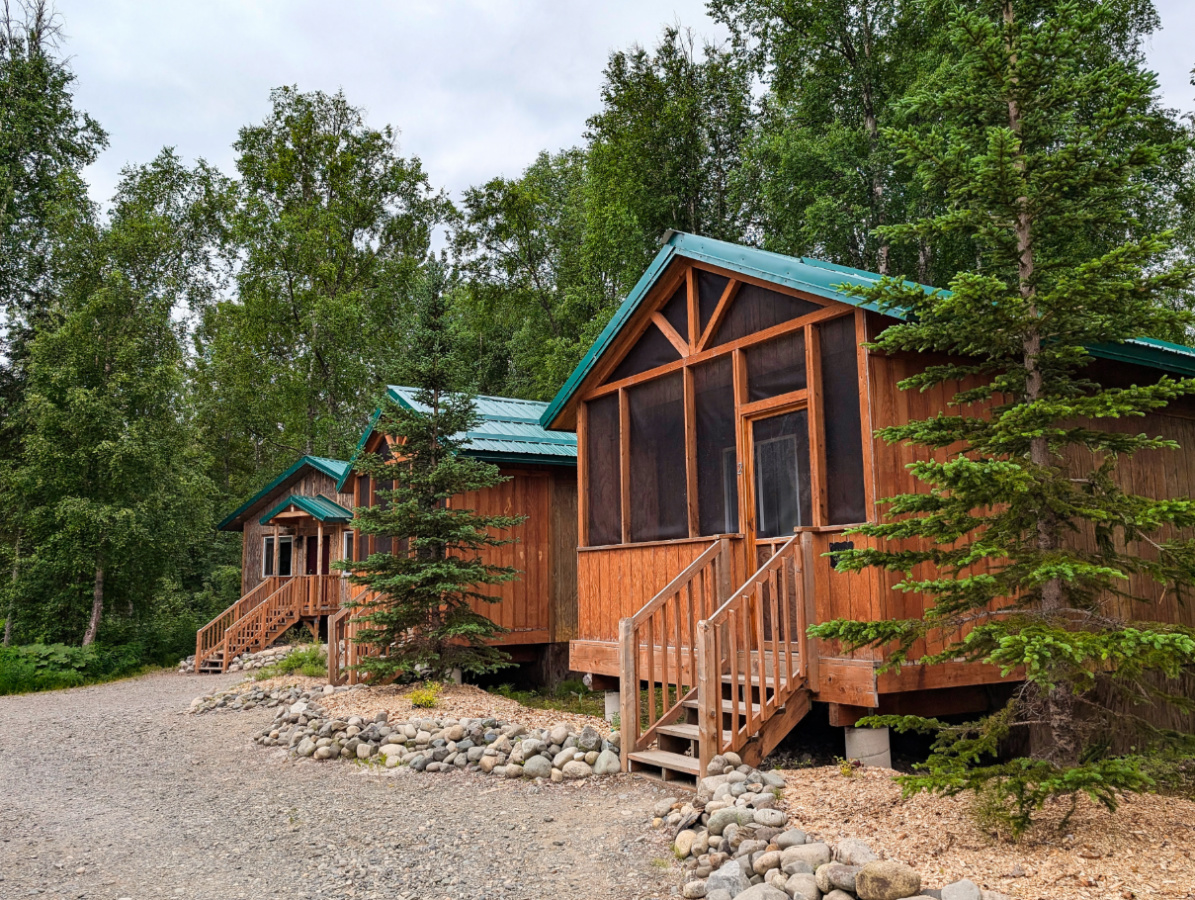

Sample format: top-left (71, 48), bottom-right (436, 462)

top-left (540, 231), bottom-right (1195, 783)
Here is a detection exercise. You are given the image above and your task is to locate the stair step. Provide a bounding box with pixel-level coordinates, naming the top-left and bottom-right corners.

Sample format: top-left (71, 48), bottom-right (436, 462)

top-left (656, 723), bottom-right (733, 744)
top-left (681, 697), bottom-right (764, 715)
top-left (627, 749), bottom-right (700, 776)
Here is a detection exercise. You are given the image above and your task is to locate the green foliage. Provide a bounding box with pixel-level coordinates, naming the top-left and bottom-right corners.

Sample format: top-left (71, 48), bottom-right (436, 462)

top-left (253, 645), bottom-right (327, 681)
top-left (342, 262), bottom-right (522, 680)
top-left (408, 681), bottom-right (443, 709)
top-left (0, 642), bottom-right (152, 695)
top-left (490, 679), bottom-right (605, 718)
top-left (813, 0), bottom-right (1195, 828)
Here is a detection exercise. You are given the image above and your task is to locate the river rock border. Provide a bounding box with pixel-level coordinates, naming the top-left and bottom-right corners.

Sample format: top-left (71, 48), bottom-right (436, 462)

top-left (246, 685), bottom-right (622, 782)
top-left (663, 763), bottom-right (1013, 900)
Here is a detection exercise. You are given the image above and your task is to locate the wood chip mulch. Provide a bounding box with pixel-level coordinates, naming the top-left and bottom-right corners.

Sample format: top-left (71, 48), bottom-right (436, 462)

top-left (776, 765), bottom-right (1195, 900)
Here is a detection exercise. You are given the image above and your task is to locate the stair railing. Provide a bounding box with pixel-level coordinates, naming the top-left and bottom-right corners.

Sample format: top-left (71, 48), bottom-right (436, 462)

top-left (695, 531), bottom-right (816, 776)
top-left (222, 577), bottom-right (305, 667)
top-left (194, 576), bottom-right (288, 671)
top-left (618, 538), bottom-right (732, 773)
top-left (327, 584), bottom-right (372, 685)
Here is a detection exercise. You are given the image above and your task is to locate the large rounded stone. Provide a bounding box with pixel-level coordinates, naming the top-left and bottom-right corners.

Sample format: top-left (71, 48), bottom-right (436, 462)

top-left (523, 755), bottom-right (552, 779)
top-left (753, 850), bottom-right (782, 876)
top-left (561, 759), bottom-right (592, 779)
top-left (941, 879), bottom-right (981, 900)
top-left (776, 829), bottom-right (807, 849)
top-left (706, 859), bottom-right (750, 897)
top-left (593, 748), bottom-right (621, 775)
top-left (816, 862), bottom-right (861, 893)
top-left (856, 860), bottom-right (922, 900)
top-left (732, 884), bottom-right (787, 900)
top-left (707, 807), bottom-right (754, 835)
top-left (784, 872), bottom-right (819, 900)
top-left (753, 808), bottom-right (786, 828)
top-left (674, 829), bottom-right (698, 859)
top-left (681, 880), bottom-right (707, 899)
top-left (781, 842), bottom-right (832, 870)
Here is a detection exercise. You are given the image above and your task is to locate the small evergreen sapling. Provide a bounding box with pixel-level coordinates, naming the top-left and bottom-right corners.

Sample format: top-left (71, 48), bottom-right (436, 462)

top-left (341, 265), bottom-right (524, 681)
top-left (810, 0), bottom-right (1195, 834)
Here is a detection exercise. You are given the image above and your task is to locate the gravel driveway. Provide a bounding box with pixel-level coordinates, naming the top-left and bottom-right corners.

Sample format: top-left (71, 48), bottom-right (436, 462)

top-left (0, 672), bottom-right (679, 900)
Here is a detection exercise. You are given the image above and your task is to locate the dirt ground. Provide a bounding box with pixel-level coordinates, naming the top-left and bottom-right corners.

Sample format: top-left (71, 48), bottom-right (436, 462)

top-left (0, 671), bottom-right (679, 900)
top-left (777, 764), bottom-right (1195, 900)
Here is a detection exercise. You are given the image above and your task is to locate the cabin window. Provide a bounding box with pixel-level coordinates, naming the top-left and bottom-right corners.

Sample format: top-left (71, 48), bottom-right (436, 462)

top-left (746, 330), bottom-right (807, 401)
top-left (697, 269), bottom-right (730, 335)
top-left (711, 283), bottom-right (821, 348)
top-left (605, 323), bottom-right (681, 384)
top-left (694, 357), bottom-right (739, 535)
top-left (819, 316), bottom-right (868, 524)
top-left (628, 372), bottom-right (688, 542)
top-left (358, 473), bottom-right (371, 508)
top-left (752, 411), bottom-right (812, 538)
top-left (342, 531), bottom-right (353, 567)
top-left (262, 536), bottom-right (294, 577)
top-left (374, 476), bottom-right (393, 555)
top-left (659, 283), bottom-right (689, 342)
top-left (585, 393), bottom-right (622, 546)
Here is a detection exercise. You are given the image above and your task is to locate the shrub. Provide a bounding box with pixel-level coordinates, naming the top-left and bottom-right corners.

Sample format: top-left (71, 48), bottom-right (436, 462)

top-left (253, 645), bottom-right (327, 681)
top-left (0, 643), bottom-right (150, 695)
top-left (409, 681), bottom-right (442, 708)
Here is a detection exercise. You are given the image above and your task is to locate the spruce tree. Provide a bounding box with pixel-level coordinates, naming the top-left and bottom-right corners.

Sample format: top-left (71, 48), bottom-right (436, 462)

top-left (811, 0), bottom-right (1195, 834)
top-left (342, 263), bottom-right (523, 681)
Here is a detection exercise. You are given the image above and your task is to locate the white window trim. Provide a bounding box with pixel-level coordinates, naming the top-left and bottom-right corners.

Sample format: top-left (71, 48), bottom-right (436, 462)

top-left (341, 531), bottom-right (354, 574)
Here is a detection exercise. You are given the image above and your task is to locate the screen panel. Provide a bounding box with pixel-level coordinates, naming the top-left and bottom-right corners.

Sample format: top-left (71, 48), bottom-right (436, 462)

top-left (746, 330), bottom-right (807, 401)
top-left (628, 373), bottom-right (688, 542)
top-left (697, 269), bottom-right (731, 335)
top-left (585, 394), bottom-right (622, 545)
top-left (752, 411), bottom-right (812, 538)
top-left (605, 323), bottom-right (681, 384)
top-left (694, 357), bottom-right (740, 535)
top-left (712, 283), bottom-right (821, 347)
top-left (659, 283), bottom-right (688, 343)
top-left (820, 315), bottom-right (868, 524)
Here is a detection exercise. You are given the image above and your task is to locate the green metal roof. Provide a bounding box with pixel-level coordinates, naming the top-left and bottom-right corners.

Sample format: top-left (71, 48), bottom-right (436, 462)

top-left (539, 231), bottom-right (1195, 429)
top-left (217, 456), bottom-right (351, 531)
top-left (258, 493), bottom-right (354, 526)
top-left (337, 387), bottom-right (577, 490)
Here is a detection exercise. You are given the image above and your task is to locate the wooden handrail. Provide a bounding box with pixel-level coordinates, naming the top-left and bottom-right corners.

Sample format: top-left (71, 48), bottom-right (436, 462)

top-left (628, 539), bottom-right (729, 627)
top-left (194, 576), bottom-right (288, 671)
top-left (695, 531), bottom-right (815, 774)
top-left (619, 538), bottom-right (732, 773)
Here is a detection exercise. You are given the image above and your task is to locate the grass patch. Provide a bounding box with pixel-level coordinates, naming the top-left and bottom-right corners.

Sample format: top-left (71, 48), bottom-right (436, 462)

top-left (489, 678), bottom-right (605, 718)
top-left (252, 644), bottom-right (327, 681)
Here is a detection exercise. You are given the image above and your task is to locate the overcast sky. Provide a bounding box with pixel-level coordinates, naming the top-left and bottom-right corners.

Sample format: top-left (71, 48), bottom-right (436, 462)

top-left (54, 0), bottom-right (1195, 210)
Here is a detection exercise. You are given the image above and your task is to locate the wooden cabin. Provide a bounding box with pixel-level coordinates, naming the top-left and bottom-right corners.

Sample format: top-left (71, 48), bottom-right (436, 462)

top-left (199, 389), bottom-right (578, 678)
top-left (539, 230), bottom-right (1195, 782)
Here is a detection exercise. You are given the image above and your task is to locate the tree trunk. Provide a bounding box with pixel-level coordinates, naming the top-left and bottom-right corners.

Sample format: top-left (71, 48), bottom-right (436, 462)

top-left (4, 535), bottom-right (19, 647)
top-left (1003, 0), bottom-right (1077, 766)
top-left (83, 565), bottom-right (104, 647)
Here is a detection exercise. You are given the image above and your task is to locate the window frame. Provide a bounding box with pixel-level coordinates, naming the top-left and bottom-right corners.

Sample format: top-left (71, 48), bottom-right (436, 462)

top-left (577, 261), bottom-right (872, 549)
top-left (262, 535), bottom-right (295, 577)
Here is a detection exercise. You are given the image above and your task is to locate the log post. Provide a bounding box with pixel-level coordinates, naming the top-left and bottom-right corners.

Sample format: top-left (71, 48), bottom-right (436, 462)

top-left (800, 532), bottom-right (819, 691)
top-left (618, 617), bottom-right (636, 773)
top-left (696, 619), bottom-right (717, 778)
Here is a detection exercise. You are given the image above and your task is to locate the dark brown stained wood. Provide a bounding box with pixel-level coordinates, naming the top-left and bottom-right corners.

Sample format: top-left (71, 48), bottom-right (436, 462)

top-left (577, 400), bottom-right (589, 547)
top-left (619, 388), bottom-right (631, 544)
top-left (855, 309), bottom-right (877, 520)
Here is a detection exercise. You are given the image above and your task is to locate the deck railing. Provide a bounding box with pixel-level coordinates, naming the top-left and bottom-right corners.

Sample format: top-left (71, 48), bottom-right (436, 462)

top-left (695, 532), bottom-right (816, 774)
top-left (222, 577), bottom-right (309, 663)
top-left (194, 576), bottom-right (287, 671)
top-left (618, 538), bottom-right (733, 772)
top-left (327, 585), bottom-right (376, 685)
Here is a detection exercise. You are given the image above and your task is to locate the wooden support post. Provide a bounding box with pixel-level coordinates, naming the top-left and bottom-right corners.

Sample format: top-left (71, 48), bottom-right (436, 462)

top-left (619, 617), bottom-right (636, 773)
top-left (696, 619), bottom-right (716, 777)
top-left (273, 524), bottom-right (280, 580)
top-left (800, 532), bottom-right (819, 692)
top-left (317, 523), bottom-right (323, 575)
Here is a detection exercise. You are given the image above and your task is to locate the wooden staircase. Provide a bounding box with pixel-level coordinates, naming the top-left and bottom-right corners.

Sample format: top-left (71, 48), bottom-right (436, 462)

top-left (619, 533), bottom-right (818, 785)
top-left (194, 575), bottom-right (345, 673)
